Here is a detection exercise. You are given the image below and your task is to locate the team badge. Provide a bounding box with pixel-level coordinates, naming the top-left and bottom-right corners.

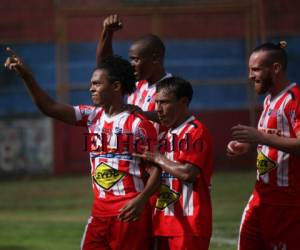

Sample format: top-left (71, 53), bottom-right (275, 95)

top-left (155, 184), bottom-right (180, 210)
top-left (93, 162), bottom-right (126, 190)
top-left (257, 151), bottom-right (277, 175)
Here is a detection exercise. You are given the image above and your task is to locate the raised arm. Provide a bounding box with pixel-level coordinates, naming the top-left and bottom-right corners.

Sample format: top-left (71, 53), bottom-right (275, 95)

top-left (4, 47), bottom-right (77, 125)
top-left (96, 14), bottom-right (123, 66)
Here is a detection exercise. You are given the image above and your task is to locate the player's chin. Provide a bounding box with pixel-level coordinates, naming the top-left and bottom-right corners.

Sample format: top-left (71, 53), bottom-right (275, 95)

top-left (254, 83), bottom-right (267, 95)
top-left (91, 100), bottom-right (102, 107)
top-left (134, 72), bottom-right (141, 81)
top-left (159, 118), bottom-right (170, 128)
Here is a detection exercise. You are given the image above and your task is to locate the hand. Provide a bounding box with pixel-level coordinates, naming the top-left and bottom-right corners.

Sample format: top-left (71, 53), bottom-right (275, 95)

top-left (134, 150), bottom-right (164, 166)
top-left (227, 140), bottom-right (249, 157)
top-left (4, 47), bottom-right (26, 75)
top-left (118, 194), bottom-right (146, 222)
top-left (231, 124), bottom-right (265, 144)
top-left (103, 14), bottom-right (123, 33)
top-left (125, 104), bottom-right (144, 115)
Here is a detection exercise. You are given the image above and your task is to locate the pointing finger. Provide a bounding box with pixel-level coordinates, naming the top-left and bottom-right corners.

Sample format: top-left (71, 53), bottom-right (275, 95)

top-left (6, 47), bottom-right (19, 58)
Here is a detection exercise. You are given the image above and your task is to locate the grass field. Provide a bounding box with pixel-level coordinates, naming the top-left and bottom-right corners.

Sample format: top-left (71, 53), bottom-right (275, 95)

top-left (0, 171), bottom-right (255, 250)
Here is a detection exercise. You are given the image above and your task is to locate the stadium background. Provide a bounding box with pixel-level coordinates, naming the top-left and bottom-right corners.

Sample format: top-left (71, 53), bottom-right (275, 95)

top-left (1, 1), bottom-right (300, 249)
top-left (1, 0), bottom-right (300, 176)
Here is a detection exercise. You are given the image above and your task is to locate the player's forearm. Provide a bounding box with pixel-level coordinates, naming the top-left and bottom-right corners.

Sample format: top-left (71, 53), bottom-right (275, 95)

top-left (260, 133), bottom-right (300, 155)
top-left (156, 156), bottom-right (196, 182)
top-left (20, 69), bottom-right (58, 115)
top-left (138, 166), bottom-right (161, 201)
top-left (20, 69), bottom-right (76, 124)
top-left (96, 29), bottom-right (114, 66)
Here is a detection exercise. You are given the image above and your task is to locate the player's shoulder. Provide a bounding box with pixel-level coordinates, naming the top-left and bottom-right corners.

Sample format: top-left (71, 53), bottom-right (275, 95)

top-left (127, 112), bottom-right (156, 137)
top-left (187, 116), bottom-right (211, 138)
top-left (288, 83), bottom-right (300, 100)
top-left (187, 116), bottom-right (206, 130)
top-left (127, 111), bottom-right (154, 128)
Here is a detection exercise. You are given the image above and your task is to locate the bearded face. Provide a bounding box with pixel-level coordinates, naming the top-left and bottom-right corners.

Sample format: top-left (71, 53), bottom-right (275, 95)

top-left (248, 51), bottom-right (275, 95)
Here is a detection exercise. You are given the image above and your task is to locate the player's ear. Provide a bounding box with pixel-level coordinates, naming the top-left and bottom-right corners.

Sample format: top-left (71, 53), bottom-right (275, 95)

top-left (179, 96), bottom-right (189, 106)
top-left (113, 81), bottom-right (122, 92)
top-left (273, 62), bottom-right (282, 74)
top-left (152, 52), bottom-right (160, 64)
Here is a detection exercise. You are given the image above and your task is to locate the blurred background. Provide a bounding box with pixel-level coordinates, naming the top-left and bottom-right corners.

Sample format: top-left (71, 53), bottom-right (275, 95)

top-left (1, 0), bottom-right (300, 176)
top-left (0, 1), bottom-right (300, 249)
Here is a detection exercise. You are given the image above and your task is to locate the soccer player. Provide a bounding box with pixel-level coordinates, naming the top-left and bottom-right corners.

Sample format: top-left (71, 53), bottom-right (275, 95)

top-left (4, 48), bottom-right (160, 250)
top-left (227, 42), bottom-right (300, 250)
top-left (96, 14), bottom-right (172, 116)
top-left (136, 77), bottom-right (213, 250)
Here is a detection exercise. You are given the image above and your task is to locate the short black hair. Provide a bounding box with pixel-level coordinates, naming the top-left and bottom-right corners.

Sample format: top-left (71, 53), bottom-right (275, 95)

top-left (96, 55), bottom-right (136, 95)
top-left (156, 76), bottom-right (193, 106)
top-left (252, 42), bottom-right (288, 71)
top-left (134, 34), bottom-right (165, 59)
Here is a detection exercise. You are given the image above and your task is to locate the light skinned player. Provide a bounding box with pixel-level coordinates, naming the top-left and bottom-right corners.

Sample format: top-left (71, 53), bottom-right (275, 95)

top-left (227, 41), bottom-right (300, 250)
top-left (136, 77), bottom-right (213, 250)
top-left (4, 48), bottom-right (160, 250)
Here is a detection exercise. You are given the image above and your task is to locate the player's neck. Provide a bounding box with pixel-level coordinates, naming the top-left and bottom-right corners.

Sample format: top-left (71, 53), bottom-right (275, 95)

top-left (269, 76), bottom-right (290, 97)
top-left (103, 99), bottom-right (126, 117)
top-left (170, 112), bottom-right (190, 130)
top-left (147, 68), bottom-right (166, 85)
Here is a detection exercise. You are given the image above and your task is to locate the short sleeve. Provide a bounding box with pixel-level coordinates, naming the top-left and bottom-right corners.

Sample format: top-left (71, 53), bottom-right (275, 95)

top-left (176, 127), bottom-right (212, 170)
top-left (73, 105), bottom-right (95, 127)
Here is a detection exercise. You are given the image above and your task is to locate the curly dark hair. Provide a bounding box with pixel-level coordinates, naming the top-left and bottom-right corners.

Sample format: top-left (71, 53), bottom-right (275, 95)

top-left (96, 55), bottom-right (136, 95)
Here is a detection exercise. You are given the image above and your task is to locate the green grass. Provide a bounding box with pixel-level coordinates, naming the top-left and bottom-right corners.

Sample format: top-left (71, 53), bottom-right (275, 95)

top-left (210, 171), bottom-right (255, 250)
top-left (0, 171), bottom-right (255, 250)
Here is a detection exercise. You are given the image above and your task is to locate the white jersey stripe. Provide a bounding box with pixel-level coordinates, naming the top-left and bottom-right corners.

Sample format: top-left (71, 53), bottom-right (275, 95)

top-left (80, 216), bottom-right (93, 250)
top-left (182, 182), bottom-right (194, 216)
top-left (276, 95), bottom-right (291, 187)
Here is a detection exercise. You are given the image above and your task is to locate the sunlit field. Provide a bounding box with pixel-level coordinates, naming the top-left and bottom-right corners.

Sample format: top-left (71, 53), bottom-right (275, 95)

top-left (0, 171), bottom-right (255, 250)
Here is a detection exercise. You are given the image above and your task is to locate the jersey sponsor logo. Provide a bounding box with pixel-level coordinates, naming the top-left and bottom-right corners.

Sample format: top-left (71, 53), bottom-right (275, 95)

top-left (93, 162), bottom-right (126, 190)
top-left (155, 184), bottom-right (180, 210)
top-left (257, 151), bottom-right (277, 175)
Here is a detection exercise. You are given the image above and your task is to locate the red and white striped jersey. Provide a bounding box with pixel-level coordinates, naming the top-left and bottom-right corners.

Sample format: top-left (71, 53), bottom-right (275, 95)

top-left (127, 73), bottom-right (172, 111)
top-left (153, 116), bottom-right (213, 237)
top-left (74, 105), bottom-right (157, 217)
top-left (255, 83), bottom-right (300, 206)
